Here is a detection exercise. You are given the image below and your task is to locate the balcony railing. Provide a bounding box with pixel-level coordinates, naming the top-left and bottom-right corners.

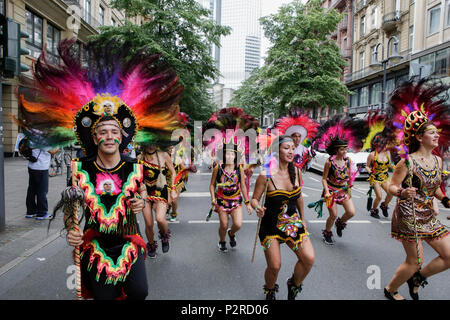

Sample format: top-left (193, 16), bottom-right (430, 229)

top-left (345, 49), bottom-right (411, 83)
top-left (382, 11), bottom-right (401, 30)
top-left (338, 15), bottom-right (348, 30)
top-left (61, 0), bottom-right (104, 32)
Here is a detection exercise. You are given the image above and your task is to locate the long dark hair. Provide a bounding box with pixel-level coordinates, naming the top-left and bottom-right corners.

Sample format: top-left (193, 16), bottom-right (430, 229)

top-left (271, 135), bottom-right (298, 189)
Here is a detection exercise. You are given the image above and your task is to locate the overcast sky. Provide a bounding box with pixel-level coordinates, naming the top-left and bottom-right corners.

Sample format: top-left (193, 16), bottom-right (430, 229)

top-left (260, 0), bottom-right (306, 63)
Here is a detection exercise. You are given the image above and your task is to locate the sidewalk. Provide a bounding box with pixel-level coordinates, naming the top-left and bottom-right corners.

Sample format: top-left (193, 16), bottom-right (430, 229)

top-left (0, 157), bottom-right (67, 271)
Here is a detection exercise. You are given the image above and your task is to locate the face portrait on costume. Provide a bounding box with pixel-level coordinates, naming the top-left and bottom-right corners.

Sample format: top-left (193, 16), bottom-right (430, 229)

top-left (95, 172), bottom-right (122, 196)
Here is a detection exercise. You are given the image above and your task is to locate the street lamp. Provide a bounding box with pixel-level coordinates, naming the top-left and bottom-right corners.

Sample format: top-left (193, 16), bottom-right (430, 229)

top-left (369, 36), bottom-right (403, 110)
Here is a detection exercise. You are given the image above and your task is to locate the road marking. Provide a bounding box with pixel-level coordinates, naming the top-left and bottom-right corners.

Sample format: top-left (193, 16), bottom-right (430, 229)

top-left (309, 177), bottom-right (320, 182)
top-left (180, 192), bottom-right (254, 198)
top-left (0, 231), bottom-right (61, 277)
top-left (307, 220), bottom-right (372, 224)
top-left (188, 220), bottom-right (258, 224)
top-left (351, 188), bottom-right (366, 195)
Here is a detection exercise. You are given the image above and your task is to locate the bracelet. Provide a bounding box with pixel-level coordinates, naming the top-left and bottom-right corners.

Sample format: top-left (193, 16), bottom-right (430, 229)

top-left (396, 188), bottom-right (403, 198)
top-left (170, 186), bottom-right (176, 191)
top-left (244, 200), bottom-right (250, 205)
top-left (442, 197), bottom-right (450, 208)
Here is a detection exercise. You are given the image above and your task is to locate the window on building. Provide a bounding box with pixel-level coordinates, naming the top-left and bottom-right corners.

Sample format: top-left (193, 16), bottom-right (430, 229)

top-left (360, 15), bottom-right (365, 38)
top-left (111, 17), bottom-right (116, 26)
top-left (360, 51), bottom-right (365, 70)
top-left (371, 7), bottom-right (377, 30)
top-left (419, 52), bottom-right (435, 75)
top-left (428, 5), bottom-right (441, 35)
top-left (386, 78), bottom-right (395, 96)
top-left (371, 45), bottom-right (378, 64)
top-left (84, 0), bottom-right (91, 24)
top-left (321, 107), bottom-right (327, 117)
top-left (360, 86), bottom-right (369, 106)
top-left (446, 0), bottom-right (450, 27)
top-left (409, 25), bottom-right (414, 51)
top-left (25, 9), bottom-right (43, 59)
top-left (350, 90), bottom-right (359, 107)
top-left (435, 48), bottom-right (449, 76)
top-left (46, 23), bottom-right (61, 64)
top-left (370, 82), bottom-right (382, 105)
top-left (99, 6), bottom-right (105, 26)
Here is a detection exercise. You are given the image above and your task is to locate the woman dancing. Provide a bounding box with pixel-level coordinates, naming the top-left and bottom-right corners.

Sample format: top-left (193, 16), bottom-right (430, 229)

top-left (383, 78), bottom-right (450, 300)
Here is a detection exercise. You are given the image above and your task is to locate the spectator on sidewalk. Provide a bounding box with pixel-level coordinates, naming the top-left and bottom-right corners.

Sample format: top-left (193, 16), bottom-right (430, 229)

top-left (26, 145), bottom-right (59, 220)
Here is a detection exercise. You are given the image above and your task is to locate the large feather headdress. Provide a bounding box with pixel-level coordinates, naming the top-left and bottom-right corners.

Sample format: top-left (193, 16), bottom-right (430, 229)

top-left (274, 107), bottom-right (319, 147)
top-left (12, 38), bottom-right (184, 157)
top-left (313, 115), bottom-right (369, 155)
top-left (385, 77), bottom-right (450, 159)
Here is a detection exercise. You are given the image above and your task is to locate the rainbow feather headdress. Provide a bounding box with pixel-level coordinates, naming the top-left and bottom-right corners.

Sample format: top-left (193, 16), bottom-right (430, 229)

top-left (314, 115), bottom-right (369, 155)
top-left (274, 107), bottom-right (319, 147)
top-left (202, 107), bottom-right (260, 160)
top-left (13, 39), bottom-right (184, 157)
top-left (385, 78), bottom-right (450, 160)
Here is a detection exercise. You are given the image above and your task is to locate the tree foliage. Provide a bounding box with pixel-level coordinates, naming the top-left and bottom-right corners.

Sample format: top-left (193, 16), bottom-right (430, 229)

top-left (90, 0), bottom-right (231, 122)
top-left (256, 0), bottom-right (349, 115)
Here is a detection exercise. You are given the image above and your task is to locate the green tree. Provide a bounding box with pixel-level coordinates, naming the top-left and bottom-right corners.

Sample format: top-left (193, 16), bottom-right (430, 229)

top-left (259, 0), bottom-right (350, 116)
top-left (91, 0), bottom-right (231, 122)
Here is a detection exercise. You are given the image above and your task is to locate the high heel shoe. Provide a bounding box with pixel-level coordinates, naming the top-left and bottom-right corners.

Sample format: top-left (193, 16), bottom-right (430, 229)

top-left (384, 288), bottom-right (406, 300)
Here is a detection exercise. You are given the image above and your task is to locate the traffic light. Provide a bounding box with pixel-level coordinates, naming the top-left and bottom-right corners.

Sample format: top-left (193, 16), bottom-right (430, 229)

top-left (0, 14), bottom-right (30, 78)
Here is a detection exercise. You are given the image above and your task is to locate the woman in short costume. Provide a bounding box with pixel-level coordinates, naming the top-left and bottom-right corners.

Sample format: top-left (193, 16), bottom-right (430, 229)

top-left (383, 78), bottom-right (450, 301)
top-left (251, 135), bottom-right (314, 300)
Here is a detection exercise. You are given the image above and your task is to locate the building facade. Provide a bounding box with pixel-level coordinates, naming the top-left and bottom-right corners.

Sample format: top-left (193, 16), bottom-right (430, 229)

top-left (1, 0), bottom-right (130, 156)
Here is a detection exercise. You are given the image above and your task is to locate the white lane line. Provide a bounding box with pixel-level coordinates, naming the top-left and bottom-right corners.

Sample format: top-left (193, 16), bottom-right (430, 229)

top-left (186, 220), bottom-right (390, 225)
top-left (309, 177), bottom-right (320, 182)
top-left (188, 220), bottom-right (258, 224)
top-left (351, 188), bottom-right (367, 195)
top-left (307, 220), bottom-right (372, 224)
top-left (180, 192), bottom-right (254, 197)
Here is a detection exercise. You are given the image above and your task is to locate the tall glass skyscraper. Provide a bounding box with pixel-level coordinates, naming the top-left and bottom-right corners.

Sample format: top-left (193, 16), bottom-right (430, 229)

top-left (198, 0), bottom-right (262, 91)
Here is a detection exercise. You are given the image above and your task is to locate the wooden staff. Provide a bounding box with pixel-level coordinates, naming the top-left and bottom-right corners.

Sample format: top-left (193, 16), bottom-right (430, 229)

top-left (251, 178), bottom-right (269, 263)
top-left (71, 197), bottom-right (83, 300)
top-left (407, 159), bottom-right (421, 269)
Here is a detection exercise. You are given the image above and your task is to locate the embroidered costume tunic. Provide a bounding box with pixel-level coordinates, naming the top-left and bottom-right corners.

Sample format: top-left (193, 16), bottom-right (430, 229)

top-left (71, 156), bottom-right (146, 294)
top-left (142, 159), bottom-right (169, 206)
top-left (368, 151), bottom-right (390, 185)
top-left (323, 157), bottom-right (351, 205)
top-left (259, 178), bottom-right (308, 251)
top-left (215, 164), bottom-right (243, 213)
top-left (391, 156), bottom-right (449, 242)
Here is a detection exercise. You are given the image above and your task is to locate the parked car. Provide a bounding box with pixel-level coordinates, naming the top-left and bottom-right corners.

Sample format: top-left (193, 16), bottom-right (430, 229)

top-left (308, 148), bottom-right (370, 180)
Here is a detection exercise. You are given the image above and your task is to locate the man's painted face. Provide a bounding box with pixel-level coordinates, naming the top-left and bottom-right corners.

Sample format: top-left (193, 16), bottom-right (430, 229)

top-left (94, 120), bottom-right (122, 155)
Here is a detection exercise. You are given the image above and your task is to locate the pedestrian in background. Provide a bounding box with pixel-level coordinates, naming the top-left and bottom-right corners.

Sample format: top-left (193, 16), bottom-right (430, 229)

top-left (25, 142), bottom-right (58, 220)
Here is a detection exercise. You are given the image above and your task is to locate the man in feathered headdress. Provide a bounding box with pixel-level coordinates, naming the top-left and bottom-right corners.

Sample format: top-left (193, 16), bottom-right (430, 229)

top-left (13, 39), bottom-right (184, 300)
top-left (274, 108), bottom-right (319, 172)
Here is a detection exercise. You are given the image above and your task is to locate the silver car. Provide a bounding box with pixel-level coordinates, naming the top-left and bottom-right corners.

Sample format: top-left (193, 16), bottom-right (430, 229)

top-left (308, 148), bottom-right (370, 180)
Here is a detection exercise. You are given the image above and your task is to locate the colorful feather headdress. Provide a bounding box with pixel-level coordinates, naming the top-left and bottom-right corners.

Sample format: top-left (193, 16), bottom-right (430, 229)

top-left (314, 115), bottom-right (369, 155)
top-left (12, 38), bottom-right (184, 157)
top-left (385, 78), bottom-right (450, 160)
top-left (202, 107), bottom-right (260, 159)
top-left (274, 107), bottom-right (319, 147)
top-left (362, 110), bottom-right (388, 151)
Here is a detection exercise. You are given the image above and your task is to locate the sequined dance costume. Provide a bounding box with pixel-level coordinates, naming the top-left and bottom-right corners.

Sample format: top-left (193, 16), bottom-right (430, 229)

top-left (72, 157), bottom-right (147, 297)
top-left (142, 160), bottom-right (169, 208)
top-left (259, 178), bottom-right (308, 251)
top-left (324, 157), bottom-right (351, 205)
top-left (391, 156), bottom-right (449, 242)
top-left (368, 152), bottom-right (390, 185)
top-left (215, 164), bottom-right (243, 213)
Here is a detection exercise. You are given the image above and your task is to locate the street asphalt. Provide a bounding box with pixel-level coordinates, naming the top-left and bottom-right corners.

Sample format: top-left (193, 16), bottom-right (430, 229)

top-left (0, 156), bottom-right (449, 301)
